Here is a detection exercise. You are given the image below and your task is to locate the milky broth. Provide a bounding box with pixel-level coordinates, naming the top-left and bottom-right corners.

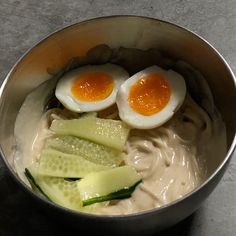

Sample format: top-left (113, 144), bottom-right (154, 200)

top-left (95, 95), bottom-right (226, 214)
top-left (14, 91), bottom-right (226, 214)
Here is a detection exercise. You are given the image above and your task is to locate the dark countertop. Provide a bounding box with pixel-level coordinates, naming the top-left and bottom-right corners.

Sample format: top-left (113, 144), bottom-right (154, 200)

top-left (0, 1), bottom-right (235, 235)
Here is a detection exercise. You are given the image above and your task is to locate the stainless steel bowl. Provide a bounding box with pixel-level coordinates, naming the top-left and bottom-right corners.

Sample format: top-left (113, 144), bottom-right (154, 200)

top-left (0, 16), bottom-right (235, 235)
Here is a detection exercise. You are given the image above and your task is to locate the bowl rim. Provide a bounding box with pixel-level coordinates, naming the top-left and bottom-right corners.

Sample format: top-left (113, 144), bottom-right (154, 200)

top-left (0, 15), bottom-right (235, 219)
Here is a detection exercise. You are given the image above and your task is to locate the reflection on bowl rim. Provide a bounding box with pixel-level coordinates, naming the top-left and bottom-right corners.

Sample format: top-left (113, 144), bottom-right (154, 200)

top-left (0, 15), bottom-right (235, 219)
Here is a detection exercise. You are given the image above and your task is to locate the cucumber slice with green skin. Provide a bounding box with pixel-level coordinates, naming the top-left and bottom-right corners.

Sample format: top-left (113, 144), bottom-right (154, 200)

top-left (26, 164), bottom-right (141, 208)
top-left (25, 165), bottom-right (82, 211)
top-left (77, 166), bottom-right (142, 206)
top-left (25, 167), bottom-right (50, 199)
top-left (45, 136), bottom-right (122, 167)
top-left (50, 117), bottom-right (130, 151)
top-left (82, 180), bottom-right (142, 206)
top-left (38, 149), bottom-right (110, 178)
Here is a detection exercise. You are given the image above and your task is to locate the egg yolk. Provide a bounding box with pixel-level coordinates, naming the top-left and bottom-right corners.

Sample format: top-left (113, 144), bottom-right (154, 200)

top-left (129, 73), bottom-right (171, 116)
top-left (71, 72), bottom-right (114, 101)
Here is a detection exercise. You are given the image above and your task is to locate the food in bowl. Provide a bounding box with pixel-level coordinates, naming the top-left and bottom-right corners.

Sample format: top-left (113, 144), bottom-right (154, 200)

top-left (14, 45), bottom-right (227, 215)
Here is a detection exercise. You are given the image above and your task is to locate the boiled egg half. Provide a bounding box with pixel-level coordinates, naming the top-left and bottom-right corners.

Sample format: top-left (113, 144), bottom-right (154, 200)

top-left (116, 66), bottom-right (186, 129)
top-left (55, 64), bottom-right (129, 112)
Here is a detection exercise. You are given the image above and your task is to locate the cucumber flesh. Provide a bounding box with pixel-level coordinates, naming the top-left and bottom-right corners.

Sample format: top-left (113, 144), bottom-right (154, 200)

top-left (77, 166), bottom-right (142, 206)
top-left (50, 117), bottom-right (130, 151)
top-left (25, 164), bottom-right (82, 211)
top-left (45, 136), bottom-right (122, 167)
top-left (38, 149), bottom-right (110, 178)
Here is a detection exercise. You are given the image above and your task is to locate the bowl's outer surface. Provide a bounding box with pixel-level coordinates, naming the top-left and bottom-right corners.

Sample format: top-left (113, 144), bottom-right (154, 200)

top-left (0, 16), bottom-right (235, 235)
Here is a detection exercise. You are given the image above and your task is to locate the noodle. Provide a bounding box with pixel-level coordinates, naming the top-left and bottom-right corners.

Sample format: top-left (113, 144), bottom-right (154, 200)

top-left (21, 94), bottom-right (226, 215)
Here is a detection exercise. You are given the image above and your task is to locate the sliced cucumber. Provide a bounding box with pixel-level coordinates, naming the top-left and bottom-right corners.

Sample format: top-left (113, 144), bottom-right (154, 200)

top-left (25, 166), bottom-right (50, 199)
top-left (26, 164), bottom-right (141, 208)
top-left (50, 117), bottom-right (130, 151)
top-left (77, 166), bottom-right (142, 206)
top-left (25, 164), bottom-right (82, 211)
top-left (38, 149), bottom-right (110, 178)
top-left (82, 181), bottom-right (141, 206)
top-left (45, 136), bottom-right (122, 167)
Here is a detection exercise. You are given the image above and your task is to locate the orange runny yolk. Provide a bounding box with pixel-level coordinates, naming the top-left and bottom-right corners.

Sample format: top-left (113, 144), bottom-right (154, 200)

top-left (129, 73), bottom-right (171, 116)
top-left (71, 71), bottom-right (114, 101)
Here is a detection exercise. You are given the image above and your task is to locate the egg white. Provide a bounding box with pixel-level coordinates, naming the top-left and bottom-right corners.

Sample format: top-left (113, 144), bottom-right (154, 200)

top-left (116, 66), bottom-right (186, 129)
top-left (55, 63), bottom-right (129, 112)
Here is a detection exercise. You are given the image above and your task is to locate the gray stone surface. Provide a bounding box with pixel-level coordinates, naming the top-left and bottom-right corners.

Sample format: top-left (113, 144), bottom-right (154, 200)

top-left (0, 0), bottom-right (235, 235)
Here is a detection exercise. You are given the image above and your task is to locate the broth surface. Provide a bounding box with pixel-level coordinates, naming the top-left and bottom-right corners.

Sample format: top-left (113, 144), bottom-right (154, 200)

top-left (14, 94), bottom-right (226, 215)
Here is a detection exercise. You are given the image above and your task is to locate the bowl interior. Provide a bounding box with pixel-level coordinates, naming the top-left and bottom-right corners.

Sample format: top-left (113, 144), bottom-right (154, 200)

top-left (0, 15), bottom-right (235, 199)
